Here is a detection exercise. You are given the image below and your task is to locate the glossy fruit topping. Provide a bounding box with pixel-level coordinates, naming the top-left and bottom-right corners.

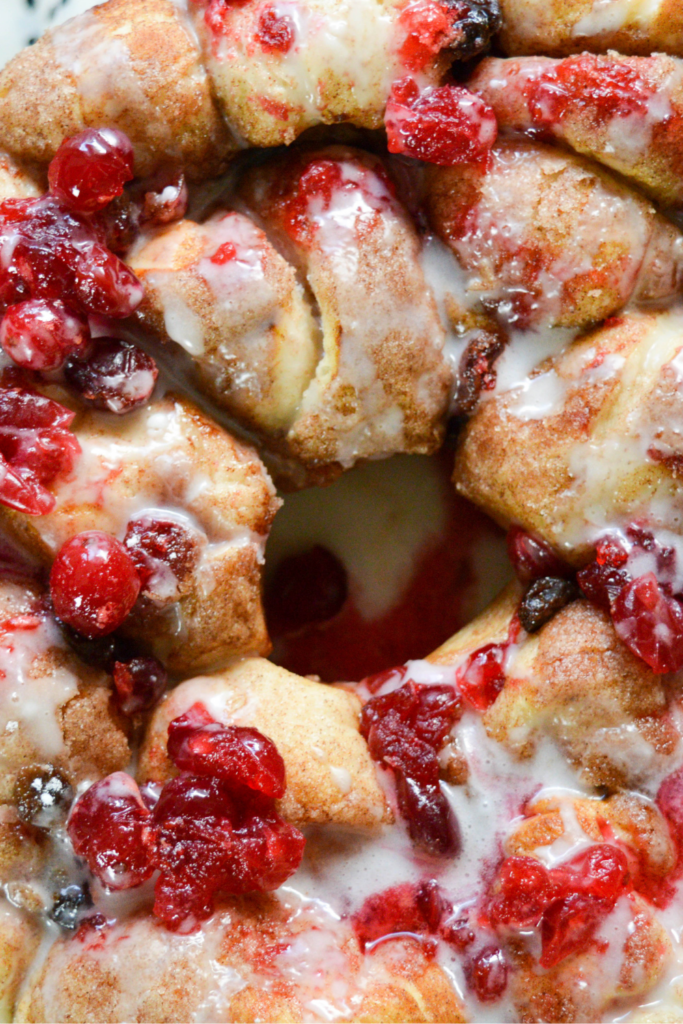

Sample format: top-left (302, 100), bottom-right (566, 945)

top-left (578, 529), bottom-right (683, 673)
top-left (123, 515), bottom-right (200, 604)
top-left (487, 845), bottom-right (631, 968)
top-left (255, 5), bottom-right (295, 52)
top-left (456, 642), bottom-right (506, 711)
top-left (64, 339), bottom-right (157, 414)
top-left (68, 772), bottom-right (154, 890)
top-left (112, 656), bottom-right (168, 716)
top-left (0, 299), bottom-right (89, 371)
top-left (0, 383), bottom-right (80, 515)
top-left (466, 945), bottom-right (508, 1002)
top-left (506, 527), bottom-right (571, 584)
top-left (50, 531), bottom-right (141, 638)
top-left (68, 707), bottom-right (304, 931)
top-left (525, 54), bottom-right (653, 129)
top-left (385, 78), bottom-right (497, 166)
top-left (395, 0), bottom-right (459, 71)
top-left (353, 879), bottom-right (473, 953)
top-left (48, 129), bottom-right (135, 215)
top-left (168, 703), bottom-right (286, 798)
top-left (360, 679), bottom-right (462, 855)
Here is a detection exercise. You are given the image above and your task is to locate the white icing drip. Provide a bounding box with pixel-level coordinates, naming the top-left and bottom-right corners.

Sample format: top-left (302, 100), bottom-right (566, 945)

top-left (573, 0), bottom-right (666, 37)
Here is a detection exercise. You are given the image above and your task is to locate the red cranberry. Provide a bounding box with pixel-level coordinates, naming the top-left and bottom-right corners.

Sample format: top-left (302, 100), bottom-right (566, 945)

top-left (539, 891), bottom-right (603, 968)
top-left (360, 681), bottom-right (462, 856)
top-left (113, 656), bottom-right (168, 716)
top-left (506, 527), bottom-right (571, 584)
top-left (67, 772), bottom-right (154, 890)
top-left (352, 882), bottom-right (434, 950)
top-left (255, 5), bottom-right (295, 53)
top-left (48, 129), bottom-right (135, 215)
top-left (396, 0), bottom-right (457, 72)
top-left (50, 531), bottom-right (141, 638)
top-left (64, 339), bottom-right (157, 414)
top-left (167, 703), bottom-right (287, 799)
top-left (1, 299), bottom-right (89, 371)
top-left (385, 78), bottom-right (497, 166)
top-left (266, 545), bottom-right (348, 634)
top-left (457, 643), bottom-right (506, 711)
top-left (488, 855), bottom-right (554, 928)
top-left (612, 572), bottom-right (683, 674)
top-left (0, 195), bottom-right (143, 319)
top-left (123, 515), bottom-right (199, 602)
top-left (657, 768), bottom-right (683, 858)
top-left (0, 383), bottom-right (80, 515)
top-left (527, 54), bottom-right (652, 129)
top-left (151, 773), bottom-right (305, 930)
top-left (467, 946), bottom-right (507, 1002)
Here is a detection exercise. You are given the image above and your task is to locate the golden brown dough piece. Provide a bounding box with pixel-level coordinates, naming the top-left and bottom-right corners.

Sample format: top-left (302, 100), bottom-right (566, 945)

top-left (0, 900), bottom-right (39, 1022)
top-left (0, 389), bottom-right (280, 673)
top-left (129, 210), bottom-right (320, 437)
top-left (469, 53), bottom-right (683, 208)
top-left (236, 147), bottom-right (452, 475)
top-left (139, 657), bottom-right (390, 830)
top-left (0, 0), bottom-right (234, 181)
top-left (0, 153), bottom-right (40, 200)
top-left (426, 140), bottom-right (683, 330)
top-left (0, 579), bottom-right (129, 804)
top-left (454, 307), bottom-right (683, 561)
top-left (497, 0), bottom-right (683, 57)
top-left (430, 585), bottom-right (681, 789)
top-left (189, 0), bottom-right (499, 147)
top-left (16, 897), bottom-right (467, 1023)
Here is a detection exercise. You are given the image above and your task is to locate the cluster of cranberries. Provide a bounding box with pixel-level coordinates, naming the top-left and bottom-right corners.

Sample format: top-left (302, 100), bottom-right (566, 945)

top-left (68, 702), bottom-right (305, 931)
top-left (0, 129), bottom-right (142, 371)
top-left (487, 844), bottom-right (631, 968)
top-left (360, 674), bottom-right (462, 856)
top-left (577, 528), bottom-right (683, 674)
top-left (352, 880), bottom-right (506, 1003)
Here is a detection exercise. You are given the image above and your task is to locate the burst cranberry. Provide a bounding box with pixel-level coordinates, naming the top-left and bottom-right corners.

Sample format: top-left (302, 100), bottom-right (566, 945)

top-left (167, 703), bottom-right (286, 799)
top-left (506, 527), bottom-right (571, 583)
top-left (457, 643), bottom-right (506, 711)
top-left (50, 531), bottom-right (141, 638)
top-left (612, 572), bottom-right (683, 674)
top-left (67, 773), bottom-right (154, 890)
top-left (48, 129), bottom-right (135, 214)
top-left (0, 384), bottom-right (80, 515)
top-left (488, 856), bottom-right (554, 928)
top-left (396, 0), bottom-right (457, 72)
top-left (255, 5), bottom-right (294, 53)
top-left (574, 845), bottom-right (630, 901)
top-left (385, 78), bottom-right (497, 166)
top-left (1, 299), bottom-right (89, 371)
top-left (64, 339), bottom-right (157, 414)
top-left (527, 54), bottom-right (653, 129)
top-left (0, 194), bottom-right (143, 319)
top-left (657, 768), bottom-right (683, 857)
top-left (539, 892), bottom-right (603, 968)
top-left (113, 656), bottom-right (168, 715)
top-left (151, 773), bottom-right (305, 930)
top-left (360, 680), bottom-right (462, 856)
top-left (352, 882), bottom-right (434, 950)
top-left (266, 545), bottom-right (348, 634)
top-left (467, 946), bottom-right (507, 1002)
top-left (123, 515), bottom-right (200, 602)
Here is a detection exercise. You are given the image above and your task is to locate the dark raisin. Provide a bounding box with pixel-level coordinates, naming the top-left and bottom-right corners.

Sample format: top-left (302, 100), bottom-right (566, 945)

top-left (64, 339), bottom-right (158, 414)
top-left (49, 882), bottom-right (93, 930)
top-left (451, 328), bottom-right (506, 418)
top-left (519, 577), bottom-right (578, 633)
top-left (15, 764), bottom-right (73, 827)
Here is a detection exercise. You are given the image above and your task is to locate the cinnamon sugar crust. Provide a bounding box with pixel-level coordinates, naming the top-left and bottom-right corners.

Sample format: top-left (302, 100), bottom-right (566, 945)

top-left (0, 0), bottom-right (234, 180)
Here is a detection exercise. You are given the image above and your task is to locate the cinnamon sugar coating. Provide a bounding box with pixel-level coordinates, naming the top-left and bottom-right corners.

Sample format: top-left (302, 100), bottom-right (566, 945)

top-left (0, 0), bottom-right (234, 181)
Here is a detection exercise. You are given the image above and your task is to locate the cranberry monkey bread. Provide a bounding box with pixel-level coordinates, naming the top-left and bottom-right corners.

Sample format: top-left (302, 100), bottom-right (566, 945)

top-left (2, 0), bottom-right (683, 1022)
